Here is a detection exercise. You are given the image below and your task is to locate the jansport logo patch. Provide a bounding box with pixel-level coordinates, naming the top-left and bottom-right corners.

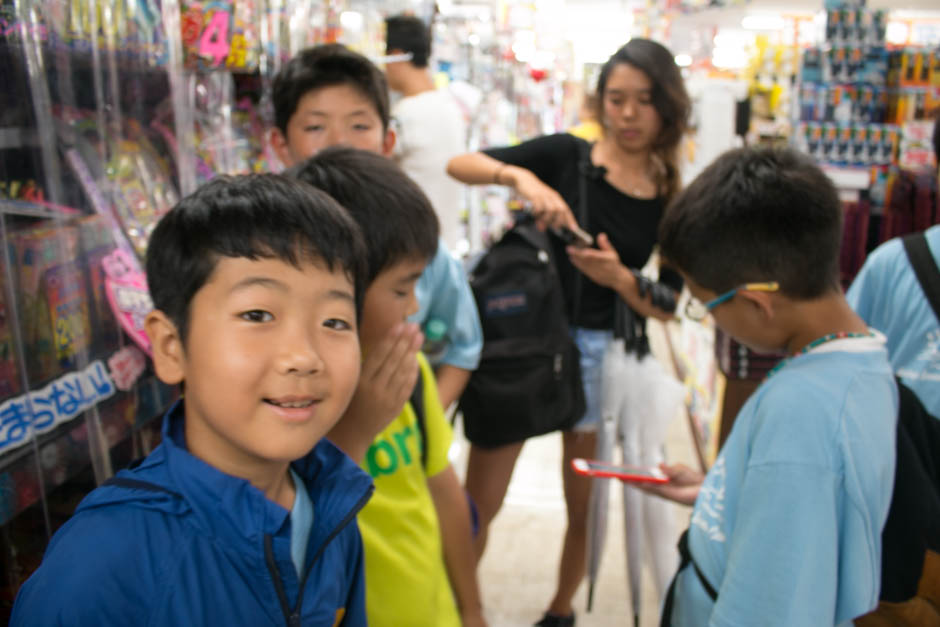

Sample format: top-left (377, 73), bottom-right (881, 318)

top-left (484, 290), bottom-right (528, 318)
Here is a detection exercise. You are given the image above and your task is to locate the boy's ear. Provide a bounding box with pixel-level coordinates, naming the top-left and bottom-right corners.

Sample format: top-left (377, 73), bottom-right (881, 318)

top-left (269, 127), bottom-right (294, 168)
top-left (739, 289), bottom-right (775, 321)
top-left (381, 126), bottom-right (397, 157)
top-left (145, 310), bottom-right (185, 385)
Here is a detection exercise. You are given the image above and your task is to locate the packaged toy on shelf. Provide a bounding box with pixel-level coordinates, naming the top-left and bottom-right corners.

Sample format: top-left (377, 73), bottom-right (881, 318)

top-left (77, 215), bottom-right (121, 357)
top-left (0, 269), bottom-right (20, 401)
top-left (105, 128), bottom-right (178, 259)
top-left (8, 221), bottom-right (91, 385)
top-left (180, 0), bottom-right (260, 72)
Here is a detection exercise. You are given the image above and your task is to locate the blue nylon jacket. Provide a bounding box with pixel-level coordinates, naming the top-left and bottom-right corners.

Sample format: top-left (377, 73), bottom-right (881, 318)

top-left (11, 401), bottom-right (374, 626)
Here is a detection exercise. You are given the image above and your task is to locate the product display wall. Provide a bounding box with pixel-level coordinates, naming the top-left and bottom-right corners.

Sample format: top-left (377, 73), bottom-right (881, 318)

top-left (0, 0), bottom-right (185, 615)
top-left (0, 0), bottom-right (461, 611)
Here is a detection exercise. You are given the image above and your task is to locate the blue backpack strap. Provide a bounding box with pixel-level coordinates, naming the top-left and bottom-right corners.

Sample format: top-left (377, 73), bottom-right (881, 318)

top-left (660, 528), bottom-right (718, 626)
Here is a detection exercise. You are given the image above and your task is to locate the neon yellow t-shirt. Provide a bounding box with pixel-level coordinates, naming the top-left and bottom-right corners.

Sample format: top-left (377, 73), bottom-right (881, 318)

top-left (357, 354), bottom-right (459, 627)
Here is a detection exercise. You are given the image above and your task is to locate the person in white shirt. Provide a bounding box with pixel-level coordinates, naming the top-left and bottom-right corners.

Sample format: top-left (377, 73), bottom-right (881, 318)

top-left (385, 14), bottom-right (467, 253)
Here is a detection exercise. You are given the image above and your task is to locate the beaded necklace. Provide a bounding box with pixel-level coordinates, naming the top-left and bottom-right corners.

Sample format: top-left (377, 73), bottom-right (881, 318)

top-left (766, 330), bottom-right (877, 379)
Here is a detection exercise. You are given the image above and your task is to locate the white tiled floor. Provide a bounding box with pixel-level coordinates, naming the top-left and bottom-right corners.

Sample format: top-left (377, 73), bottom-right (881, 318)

top-left (451, 323), bottom-right (703, 627)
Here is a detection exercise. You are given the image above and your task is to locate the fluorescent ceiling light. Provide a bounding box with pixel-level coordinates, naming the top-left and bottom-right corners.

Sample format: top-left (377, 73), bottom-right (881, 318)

top-left (741, 15), bottom-right (786, 31)
top-left (340, 11), bottom-right (363, 31)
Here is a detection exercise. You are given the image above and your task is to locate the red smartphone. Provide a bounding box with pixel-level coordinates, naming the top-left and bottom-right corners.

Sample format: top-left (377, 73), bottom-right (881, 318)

top-left (571, 458), bottom-right (669, 484)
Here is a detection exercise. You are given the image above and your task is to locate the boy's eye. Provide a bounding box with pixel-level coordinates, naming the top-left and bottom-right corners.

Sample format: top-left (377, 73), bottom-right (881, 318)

top-left (240, 310), bottom-right (273, 323)
top-left (324, 318), bottom-right (353, 331)
top-left (394, 290), bottom-right (410, 298)
top-left (353, 123), bottom-right (372, 131)
top-left (303, 125), bottom-right (324, 132)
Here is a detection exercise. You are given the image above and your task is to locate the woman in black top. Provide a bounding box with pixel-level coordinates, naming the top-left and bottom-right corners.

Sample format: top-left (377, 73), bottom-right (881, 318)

top-left (448, 38), bottom-right (690, 626)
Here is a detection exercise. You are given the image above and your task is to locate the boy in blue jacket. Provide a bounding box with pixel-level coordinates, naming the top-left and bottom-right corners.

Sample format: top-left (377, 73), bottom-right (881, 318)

top-left (12, 174), bottom-right (374, 626)
top-left (649, 146), bottom-right (898, 626)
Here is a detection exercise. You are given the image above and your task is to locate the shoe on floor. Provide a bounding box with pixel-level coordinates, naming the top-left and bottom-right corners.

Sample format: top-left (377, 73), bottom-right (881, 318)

top-left (534, 611), bottom-right (575, 627)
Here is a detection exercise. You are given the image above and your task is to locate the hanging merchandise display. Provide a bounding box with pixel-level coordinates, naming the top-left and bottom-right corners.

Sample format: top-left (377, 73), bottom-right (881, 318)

top-left (0, 0), bottom-right (454, 612)
top-left (795, 6), bottom-right (898, 168)
top-left (0, 0), bottom-right (194, 615)
top-left (789, 0), bottom-right (939, 285)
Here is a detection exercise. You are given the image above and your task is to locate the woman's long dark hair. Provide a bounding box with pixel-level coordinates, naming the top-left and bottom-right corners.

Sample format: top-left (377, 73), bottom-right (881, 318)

top-left (595, 38), bottom-right (691, 202)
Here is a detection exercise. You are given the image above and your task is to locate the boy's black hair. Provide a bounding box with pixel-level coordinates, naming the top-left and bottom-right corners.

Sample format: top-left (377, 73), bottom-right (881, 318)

top-left (385, 15), bottom-right (431, 68)
top-left (658, 146), bottom-right (843, 299)
top-left (272, 44), bottom-right (390, 135)
top-left (146, 173), bottom-right (368, 342)
top-left (286, 146), bottom-right (439, 285)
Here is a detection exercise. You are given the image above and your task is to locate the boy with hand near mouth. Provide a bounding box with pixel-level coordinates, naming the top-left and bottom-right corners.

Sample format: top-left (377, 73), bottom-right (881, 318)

top-left (290, 146), bottom-right (486, 627)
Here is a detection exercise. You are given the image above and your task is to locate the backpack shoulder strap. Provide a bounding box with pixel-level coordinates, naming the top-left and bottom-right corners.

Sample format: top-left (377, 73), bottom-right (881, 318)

top-left (570, 138), bottom-right (593, 322)
top-left (410, 372), bottom-right (428, 471)
top-left (902, 231), bottom-right (940, 322)
top-left (573, 138), bottom-right (592, 225)
top-left (660, 529), bottom-right (718, 627)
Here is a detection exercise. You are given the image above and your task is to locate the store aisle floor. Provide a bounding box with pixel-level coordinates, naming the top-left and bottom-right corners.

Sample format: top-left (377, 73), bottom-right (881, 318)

top-left (451, 324), bottom-right (703, 627)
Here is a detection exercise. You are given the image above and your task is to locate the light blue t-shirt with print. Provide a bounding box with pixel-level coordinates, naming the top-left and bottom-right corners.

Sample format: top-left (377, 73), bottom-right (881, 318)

top-left (847, 224), bottom-right (940, 416)
top-left (671, 343), bottom-right (897, 627)
top-left (289, 468), bottom-right (314, 577)
top-left (410, 239), bottom-right (483, 370)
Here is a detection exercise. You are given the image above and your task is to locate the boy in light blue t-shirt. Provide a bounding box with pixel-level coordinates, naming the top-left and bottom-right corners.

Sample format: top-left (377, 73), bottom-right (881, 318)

top-left (847, 224), bottom-right (940, 417)
top-left (650, 146), bottom-right (898, 626)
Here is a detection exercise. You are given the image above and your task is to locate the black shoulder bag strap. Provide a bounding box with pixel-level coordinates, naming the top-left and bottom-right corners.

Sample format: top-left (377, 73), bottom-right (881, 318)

top-left (570, 139), bottom-right (592, 322)
top-left (410, 370), bottom-right (480, 537)
top-left (660, 529), bottom-right (718, 627)
top-left (903, 231), bottom-right (940, 322)
top-left (409, 373), bottom-right (427, 471)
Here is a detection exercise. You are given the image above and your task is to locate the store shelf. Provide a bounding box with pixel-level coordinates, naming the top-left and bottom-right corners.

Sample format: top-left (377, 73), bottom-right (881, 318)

top-left (0, 128), bottom-right (38, 151)
top-left (0, 373), bottom-right (173, 525)
top-left (821, 164), bottom-right (872, 191)
top-left (0, 199), bottom-right (79, 220)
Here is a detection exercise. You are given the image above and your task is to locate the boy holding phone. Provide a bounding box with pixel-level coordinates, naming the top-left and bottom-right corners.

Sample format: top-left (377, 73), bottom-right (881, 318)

top-left (649, 146), bottom-right (897, 626)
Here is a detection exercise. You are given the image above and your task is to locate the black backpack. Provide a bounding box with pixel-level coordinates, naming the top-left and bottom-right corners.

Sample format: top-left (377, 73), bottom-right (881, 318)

top-left (458, 214), bottom-right (585, 448)
top-left (867, 231), bottom-right (940, 619)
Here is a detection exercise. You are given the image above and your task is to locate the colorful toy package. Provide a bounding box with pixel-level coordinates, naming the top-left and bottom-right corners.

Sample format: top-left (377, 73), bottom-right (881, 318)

top-left (105, 132), bottom-right (178, 259)
top-left (9, 223), bottom-right (91, 385)
top-left (181, 1), bottom-right (260, 72)
top-left (77, 215), bottom-right (121, 357)
top-left (0, 265), bottom-right (21, 401)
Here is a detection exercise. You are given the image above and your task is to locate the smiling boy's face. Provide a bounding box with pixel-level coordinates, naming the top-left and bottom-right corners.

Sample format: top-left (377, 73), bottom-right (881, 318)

top-left (147, 255), bottom-right (361, 472)
top-left (273, 83), bottom-right (395, 166)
